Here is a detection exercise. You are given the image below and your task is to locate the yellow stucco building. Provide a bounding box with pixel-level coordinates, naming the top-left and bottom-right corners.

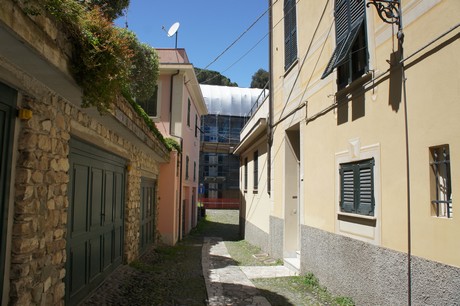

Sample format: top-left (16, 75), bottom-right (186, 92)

top-left (239, 0), bottom-right (460, 304)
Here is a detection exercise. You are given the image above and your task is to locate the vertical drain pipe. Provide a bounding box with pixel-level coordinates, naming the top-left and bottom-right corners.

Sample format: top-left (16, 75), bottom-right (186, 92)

top-left (267, 0), bottom-right (274, 197)
top-left (398, 10), bottom-right (413, 306)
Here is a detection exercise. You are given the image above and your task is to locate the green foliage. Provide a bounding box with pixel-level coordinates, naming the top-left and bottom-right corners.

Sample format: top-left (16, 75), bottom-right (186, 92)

top-left (194, 68), bottom-right (238, 87)
top-left (302, 273), bottom-right (355, 305)
top-left (303, 272), bottom-right (320, 287)
top-left (335, 296), bottom-right (355, 306)
top-left (81, 0), bottom-right (130, 21)
top-left (250, 68), bottom-right (269, 89)
top-left (18, 0), bottom-right (160, 114)
top-left (123, 30), bottom-right (159, 101)
top-left (164, 138), bottom-right (181, 153)
top-left (122, 92), bottom-right (168, 148)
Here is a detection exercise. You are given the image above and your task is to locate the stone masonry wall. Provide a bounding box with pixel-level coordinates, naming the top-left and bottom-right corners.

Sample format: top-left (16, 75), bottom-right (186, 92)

top-left (11, 93), bottom-right (70, 306)
top-left (4, 64), bottom-right (165, 306)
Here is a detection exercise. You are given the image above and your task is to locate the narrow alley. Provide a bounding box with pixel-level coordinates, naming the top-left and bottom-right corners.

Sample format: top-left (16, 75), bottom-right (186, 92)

top-left (80, 210), bottom-right (344, 306)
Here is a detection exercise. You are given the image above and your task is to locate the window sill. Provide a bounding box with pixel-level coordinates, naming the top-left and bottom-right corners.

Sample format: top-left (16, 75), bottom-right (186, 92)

top-left (284, 58), bottom-right (299, 77)
top-left (337, 211), bottom-right (376, 227)
top-left (336, 72), bottom-right (372, 97)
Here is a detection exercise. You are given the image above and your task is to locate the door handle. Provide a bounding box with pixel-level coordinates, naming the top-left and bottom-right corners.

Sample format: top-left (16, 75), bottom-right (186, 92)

top-left (292, 196), bottom-right (297, 199)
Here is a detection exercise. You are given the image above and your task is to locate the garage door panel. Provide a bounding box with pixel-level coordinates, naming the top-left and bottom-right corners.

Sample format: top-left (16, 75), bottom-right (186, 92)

top-left (0, 83), bottom-right (17, 302)
top-left (104, 171), bottom-right (114, 224)
top-left (69, 242), bottom-right (87, 296)
top-left (67, 138), bottom-right (125, 305)
top-left (114, 227), bottom-right (122, 258)
top-left (103, 231), bottom-right (113, 270)
top-left (140, 178), bottom-right (156, 253)
top-left (72, 164), bottom-right (89, 236)
top-left (89, 237), bottom-right (102, 282)
top-left (90, 168), bottom-right (103, 228)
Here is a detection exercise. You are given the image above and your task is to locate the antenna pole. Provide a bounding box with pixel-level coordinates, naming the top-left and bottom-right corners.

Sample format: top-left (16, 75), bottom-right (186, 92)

top-left (175, 31), bottom-right (178, 48)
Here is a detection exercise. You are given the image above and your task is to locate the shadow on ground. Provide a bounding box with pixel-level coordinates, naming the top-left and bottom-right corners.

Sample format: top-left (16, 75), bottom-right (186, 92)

top-left (82, 210), bottom-right (294, 306)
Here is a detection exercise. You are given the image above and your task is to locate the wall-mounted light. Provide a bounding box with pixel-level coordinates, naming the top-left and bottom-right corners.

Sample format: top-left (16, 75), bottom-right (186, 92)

top-left (18, 108), bottom-right (33, 120)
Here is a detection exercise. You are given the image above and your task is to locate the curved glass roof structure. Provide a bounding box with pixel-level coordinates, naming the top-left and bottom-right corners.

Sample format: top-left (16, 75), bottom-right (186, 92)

top-left (200, 84), bottom-right (267, 117)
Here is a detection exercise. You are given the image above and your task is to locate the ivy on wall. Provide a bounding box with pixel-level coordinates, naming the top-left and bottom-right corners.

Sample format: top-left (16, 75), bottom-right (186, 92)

top-left (15, 0), bottom-right (175, 151)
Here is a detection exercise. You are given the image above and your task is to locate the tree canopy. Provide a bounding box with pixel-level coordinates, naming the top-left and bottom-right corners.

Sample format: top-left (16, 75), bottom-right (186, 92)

top-left (194, 68), bottom-right (238, 87)
top-left (250, 68), bottom-right (269, 89)
top-left (82, 0), bottom-right (130, 21)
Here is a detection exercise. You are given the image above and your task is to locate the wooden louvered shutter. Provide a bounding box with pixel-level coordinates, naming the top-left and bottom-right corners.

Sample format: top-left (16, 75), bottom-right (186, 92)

top-left (340, 158), bottom-right (375, 215)
top-left (322, 0), bottom-right (366, 79)
top-left (357, 159), bottom-right (374, 215)
top-left (340, 164), bottom-right (355, 213)
top-left (284, 0), bottom-right (297, 70)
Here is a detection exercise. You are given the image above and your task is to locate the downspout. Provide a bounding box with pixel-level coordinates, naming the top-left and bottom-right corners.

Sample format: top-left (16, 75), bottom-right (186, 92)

top-left (397, 4), bottom-right (412, 305)
top-left (169, 70), bottom-right (184, 241)
top-left (267, 0), bottom-right (274, 196)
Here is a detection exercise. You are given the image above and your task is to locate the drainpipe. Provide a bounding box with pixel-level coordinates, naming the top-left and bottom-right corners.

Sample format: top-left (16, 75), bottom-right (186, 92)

top-left (169, 70), bottom-right (184, 241)
top-left (267, 0), bottom-right (274, 196)
top-left (397, 5), bottom-right (412, 305)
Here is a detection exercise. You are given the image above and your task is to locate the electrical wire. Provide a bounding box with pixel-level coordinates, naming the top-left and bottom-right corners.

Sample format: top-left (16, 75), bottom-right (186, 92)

top-left (197, 0), bottom-right (287, 85)
top-left (196, 4), bottom-right (272, 79)
top-left (271, 0), bottom-right (331, 129)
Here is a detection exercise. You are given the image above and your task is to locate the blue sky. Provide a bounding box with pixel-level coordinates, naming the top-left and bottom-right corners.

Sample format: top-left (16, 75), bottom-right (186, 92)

top-left (114, 1), bottom-right (269, 88)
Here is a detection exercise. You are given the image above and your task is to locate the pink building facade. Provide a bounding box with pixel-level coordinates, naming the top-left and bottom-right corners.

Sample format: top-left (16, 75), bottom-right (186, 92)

top-left (149, 49), bottom-right (207, 245)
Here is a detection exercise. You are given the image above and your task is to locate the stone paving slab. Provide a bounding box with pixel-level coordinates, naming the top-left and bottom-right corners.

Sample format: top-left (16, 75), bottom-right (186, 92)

top-left (240, 266), bottom-right (298, 279)
top-left (202, 237), bottom-right (271, 306)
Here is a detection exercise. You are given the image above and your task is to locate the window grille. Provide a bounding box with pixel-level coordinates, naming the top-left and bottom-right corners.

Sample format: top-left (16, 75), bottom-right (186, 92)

top-left (430, 145), bottom-right (452, 218)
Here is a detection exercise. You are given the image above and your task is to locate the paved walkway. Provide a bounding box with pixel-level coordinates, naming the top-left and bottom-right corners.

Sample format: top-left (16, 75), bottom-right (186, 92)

top-left (202, 237), bottom-right (297, 306)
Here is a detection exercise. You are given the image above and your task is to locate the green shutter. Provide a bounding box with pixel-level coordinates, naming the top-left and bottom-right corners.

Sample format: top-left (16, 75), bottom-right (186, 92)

top-left (340, 158), bottom-right (374, 215)
top-left (357, 159), bottom-right (374, 215)
top-left (284, 0), bottom-right (297, 69)
top-left (321, 0), bottom-right (366, 79)
top-left (340, 164), bottom-right (355, 213)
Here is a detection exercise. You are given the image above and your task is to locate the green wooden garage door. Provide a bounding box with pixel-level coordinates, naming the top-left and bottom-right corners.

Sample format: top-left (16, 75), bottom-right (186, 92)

top-left (0, 82), bottom-right (17, 302)
top-left (139, 178), bottom-right (156, 253)
top-left (67, 138), bottom-right (125, 305)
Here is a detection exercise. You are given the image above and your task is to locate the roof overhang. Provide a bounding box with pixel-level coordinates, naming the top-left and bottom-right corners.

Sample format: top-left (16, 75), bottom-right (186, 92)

top-left (233, 118), bottom-right (267, 155)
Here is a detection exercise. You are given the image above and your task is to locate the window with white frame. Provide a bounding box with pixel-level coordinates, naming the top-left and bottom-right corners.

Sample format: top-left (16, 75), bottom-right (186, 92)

top-left (322, 0), bottom-right (369, 89)
top-left (339, 158), bottom-right (375, 216)
top-left (430, 145), bottom-right (452, 218)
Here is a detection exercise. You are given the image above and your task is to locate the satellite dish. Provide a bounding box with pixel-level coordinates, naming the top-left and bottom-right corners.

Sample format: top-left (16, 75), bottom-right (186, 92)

top-left (167, 22), bottom-right (180, 37)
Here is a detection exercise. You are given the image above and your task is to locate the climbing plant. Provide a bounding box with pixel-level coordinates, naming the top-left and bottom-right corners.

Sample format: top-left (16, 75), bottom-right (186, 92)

top-left (16, 0), bottom-right (159, 113)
